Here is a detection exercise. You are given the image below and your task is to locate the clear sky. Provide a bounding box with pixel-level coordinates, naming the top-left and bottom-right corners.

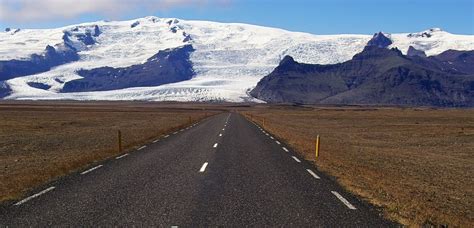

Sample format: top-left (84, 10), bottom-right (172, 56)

top-left (0, 0), bottom-right (473, 35)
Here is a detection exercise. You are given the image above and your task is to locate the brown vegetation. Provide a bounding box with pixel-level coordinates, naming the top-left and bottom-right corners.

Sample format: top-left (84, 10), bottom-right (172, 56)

top-left (0, 101), bottom-right (222, 203)
top-left (241, 106), bottom-right (474, 227)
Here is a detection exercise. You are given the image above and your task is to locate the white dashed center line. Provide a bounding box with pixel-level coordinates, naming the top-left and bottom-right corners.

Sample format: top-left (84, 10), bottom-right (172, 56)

top-left (213, 143), bottom-right (218, 148)
top-left (137, 146), bottom-right (146, 151)
top-left (81, 165), bottom-right (103, 175)
top-left (15, 186), bottom-right (56, 206)
top-left (199, 162), bottom-right (209, 173)
top-left (306, 169), bottom-right (321, 179)
top-left (282, 147), bottom-right (289, 152)
top-left (331, 191), bottom-right (357, 210)
top-left (270, 136), bottom-right (274, 139)
top-left (219, 133), bottom-right (223, 137)
top-left (115, 153), bottom-right (129, 160)
top-left (275, 141), bottom-right (281, 145)
top-left (291, 156), bottom-right (301, 163)
top-left (164, 135), bottom-right (170, 138)
top-left (153, 139), bottom-right (159, 143)
top-left (173, 132), bottom-right (178, 135)
top-left (222, 128), bottom-right (225, 131)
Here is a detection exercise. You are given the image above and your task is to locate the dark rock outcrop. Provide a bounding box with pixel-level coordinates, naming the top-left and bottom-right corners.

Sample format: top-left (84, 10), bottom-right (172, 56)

top-left (131, 21), bottom-right (140, 28)
top-left (27, 82), bottom-right (52, 90)
top-left (62, 45), bottom-right (195, 92)
top-left (0, 81), bottom-right (12, 98)
top-left (367, 32), bottom-right (393, 48)
top-left (407, 46), bottom-right (427, 57)
top-left (251, 46), bottom-right (474, 107)
top-left (0, 43), bottom-right (79, 81)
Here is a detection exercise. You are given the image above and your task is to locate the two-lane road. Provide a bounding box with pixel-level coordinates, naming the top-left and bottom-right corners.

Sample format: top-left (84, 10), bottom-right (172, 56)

top-left (0, 113), bottom-right (396, 226)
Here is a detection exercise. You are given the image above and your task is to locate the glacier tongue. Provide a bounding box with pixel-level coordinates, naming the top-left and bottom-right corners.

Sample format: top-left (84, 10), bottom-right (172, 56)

top-left (1, 17), bottom-right (474, 102)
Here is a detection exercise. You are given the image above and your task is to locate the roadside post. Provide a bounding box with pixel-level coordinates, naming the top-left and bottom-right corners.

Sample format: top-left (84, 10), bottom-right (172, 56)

top-left (315, 135), bottom-right (320, 159)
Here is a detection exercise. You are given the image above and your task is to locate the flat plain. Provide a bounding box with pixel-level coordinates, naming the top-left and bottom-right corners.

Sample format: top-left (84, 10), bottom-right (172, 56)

top-left (0, 101), bottom-right (222, 203)
top-left (242, 105), bottom-right (474, 227)
top-left (1, 101), bottom-right (472, 226)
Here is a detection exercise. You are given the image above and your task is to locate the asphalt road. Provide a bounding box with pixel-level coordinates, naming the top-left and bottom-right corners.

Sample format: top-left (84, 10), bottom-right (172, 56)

top-left (0, 113), bottom-right (397, 226)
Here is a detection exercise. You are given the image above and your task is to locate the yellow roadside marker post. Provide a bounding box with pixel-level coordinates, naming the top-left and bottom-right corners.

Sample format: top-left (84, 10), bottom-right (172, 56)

top-left (315, 135), bottom-right (320, 159)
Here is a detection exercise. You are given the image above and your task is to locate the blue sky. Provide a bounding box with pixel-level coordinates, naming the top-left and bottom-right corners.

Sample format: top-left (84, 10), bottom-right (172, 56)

top-left (0, 0), bottom-right (473, 35)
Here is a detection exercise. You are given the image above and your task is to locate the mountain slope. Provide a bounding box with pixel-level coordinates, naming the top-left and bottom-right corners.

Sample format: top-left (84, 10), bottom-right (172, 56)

top-left (1, 17), bottom-right (473, 101)
top-left (250, 46), bottom-right (474, 107)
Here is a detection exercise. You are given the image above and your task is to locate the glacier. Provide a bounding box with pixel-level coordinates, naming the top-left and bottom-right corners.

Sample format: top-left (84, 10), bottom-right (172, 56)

top-left (1, 16), bottom-right (473, 102)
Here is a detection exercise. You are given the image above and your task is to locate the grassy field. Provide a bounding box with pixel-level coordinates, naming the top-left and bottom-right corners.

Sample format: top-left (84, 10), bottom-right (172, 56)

top-left (0, 101), bottom-right (222, 203)
top-left (1, 101), bottom-right (472, 226)
top-left (241, 106), bottom-right (474, 227)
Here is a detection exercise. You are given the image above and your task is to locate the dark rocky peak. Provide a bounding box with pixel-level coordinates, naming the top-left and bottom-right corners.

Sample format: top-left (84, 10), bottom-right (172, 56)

top-left (353, 45), bottom-right (403, 61)
top-left (147, 44), bottom-right (194, 63)
top-left (366, 32), bottom-right (393, 48)
top-left (5, 28), bottom-right (11, 32)
top-left (407, 46), bottom-right (427, 57)
top-left (280, 55), bottom-right (296, 66)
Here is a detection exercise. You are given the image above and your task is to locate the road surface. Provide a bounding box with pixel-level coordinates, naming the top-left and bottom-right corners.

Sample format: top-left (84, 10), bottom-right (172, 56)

top-left (0, 113), bottom-right (396, 226)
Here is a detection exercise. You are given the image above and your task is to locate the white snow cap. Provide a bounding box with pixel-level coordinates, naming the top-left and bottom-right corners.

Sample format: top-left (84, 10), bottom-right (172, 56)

top-left (1, 17), bottom-right (473, 102)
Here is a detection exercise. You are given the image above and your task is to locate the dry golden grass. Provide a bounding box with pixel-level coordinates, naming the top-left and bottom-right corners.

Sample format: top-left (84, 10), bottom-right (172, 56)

top-left (0, 101), bottom-right (222, 203)
top-left (242, 106), bottom-right (473, 227)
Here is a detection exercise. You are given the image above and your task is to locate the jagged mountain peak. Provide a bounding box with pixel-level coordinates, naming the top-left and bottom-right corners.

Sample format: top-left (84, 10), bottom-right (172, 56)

top-left (367, 32), bottom-right (393, 48)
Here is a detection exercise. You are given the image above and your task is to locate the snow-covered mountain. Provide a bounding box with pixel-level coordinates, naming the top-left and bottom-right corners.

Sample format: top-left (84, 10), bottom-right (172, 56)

top-left (1, 16), bottom-right (473, 102)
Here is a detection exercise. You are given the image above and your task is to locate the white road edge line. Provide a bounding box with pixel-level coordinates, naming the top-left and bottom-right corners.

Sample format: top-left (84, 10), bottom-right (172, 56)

top-left (213, 143), bottom-right (218, 148)
top-left (331, 191), bottom-right (357, 210)
top-left (15, 186), bottom-right (56, 206)
top-left (115, 153), bottom-right (129, 159)
top-left (306, 169), bottom-right (321, 179)
top-left (282, 147), bottom-right (289, 152)
top-left (291, 156), bottom-right (301, 163)
top-left (199, 162), bottom-right (209, 173)
top-left (137, 146), bottom-right (146, 151)
top-left (276, 141), bottom-right (281, 145)
top-left (81, 165), bottom-right (103, 175)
